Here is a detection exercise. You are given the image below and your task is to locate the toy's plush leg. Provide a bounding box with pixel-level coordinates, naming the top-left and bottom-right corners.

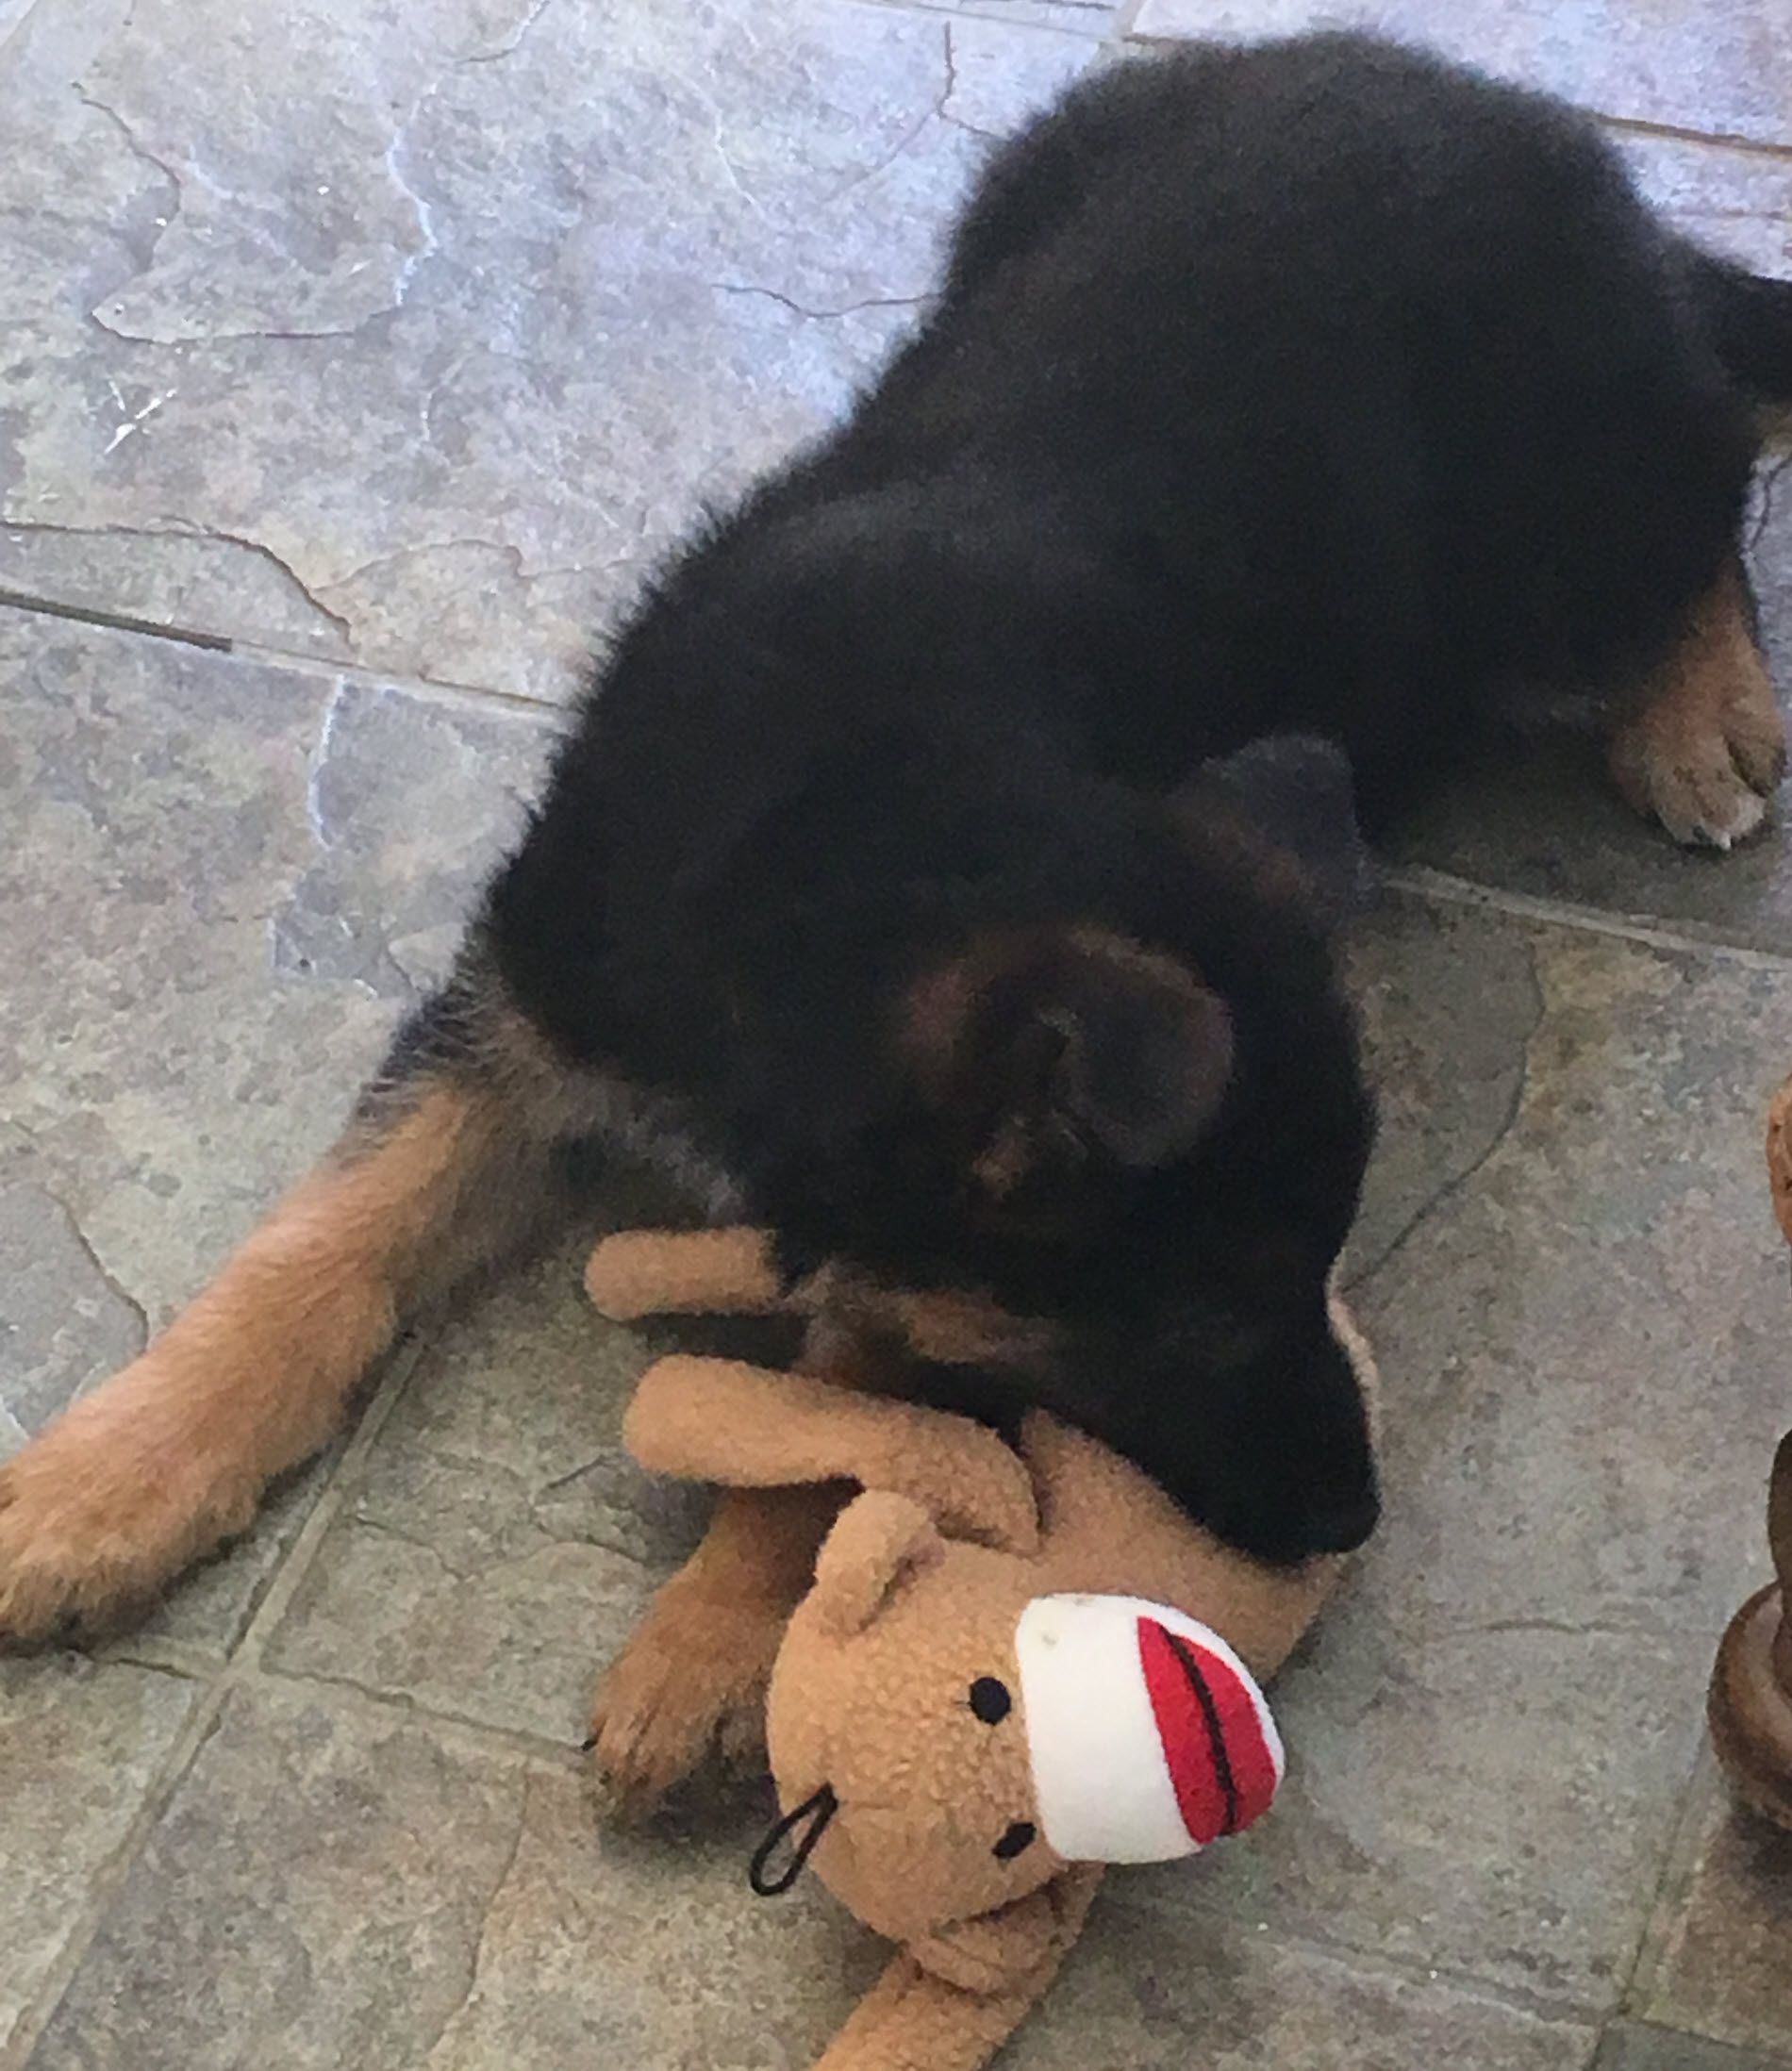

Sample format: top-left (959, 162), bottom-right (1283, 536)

top-left (584, 1227), bottom-right (787, 1321)
top-left (814, 1869), bottom-right (1102, 2071)
top-left (589, 1481), bottom-right (845, 1814)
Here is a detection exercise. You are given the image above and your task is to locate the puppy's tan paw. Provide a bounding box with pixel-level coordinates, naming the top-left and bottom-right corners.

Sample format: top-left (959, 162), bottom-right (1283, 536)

top-left (1610, 636), bottom-right (1787, 851)
top-left (0, 1372), bottom-right (253, 1645)
top-left (587, 1590), bottom-right (782, 1817)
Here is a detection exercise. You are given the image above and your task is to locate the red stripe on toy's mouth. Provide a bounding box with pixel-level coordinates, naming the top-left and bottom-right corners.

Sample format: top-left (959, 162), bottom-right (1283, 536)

top-left (1136, 1617), bottom-right (1280, 1845)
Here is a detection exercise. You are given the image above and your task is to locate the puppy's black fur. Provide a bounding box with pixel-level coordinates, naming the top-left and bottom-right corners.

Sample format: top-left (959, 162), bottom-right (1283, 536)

top-left (473, 34), bottom-right (1792, 1564)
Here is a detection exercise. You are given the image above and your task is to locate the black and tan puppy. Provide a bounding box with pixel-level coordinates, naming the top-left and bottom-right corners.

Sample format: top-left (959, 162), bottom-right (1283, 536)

top-left (3, 38), bottom-right (1789, 1688)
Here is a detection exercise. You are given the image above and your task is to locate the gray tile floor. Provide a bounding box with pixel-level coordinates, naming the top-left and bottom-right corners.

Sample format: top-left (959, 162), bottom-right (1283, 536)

top-left (3, 0), bottom-right (1791, 2065)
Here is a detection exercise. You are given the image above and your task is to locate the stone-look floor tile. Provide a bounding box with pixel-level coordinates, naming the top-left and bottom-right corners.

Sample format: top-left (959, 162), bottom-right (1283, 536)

top-left (1642, 1777), bottom-right (1792, 2058)
top-left (1005, 1896), bottom-right (1594, 2069)
top-left (1617, 133), bottom-right (1792, 282)
top-left (265, 1248), bottom-right (709, 1746)
top-left (29, 1681), bottom-right (882, 2071)
top-left (1596, 2021), bottom-right (1792, 2071)
top-left (1351, 903), bottom-right (1792, 1643)
top-left (1138, 1603), bottom-right (1708, 2009)
top-left (0, 0), bottom-right (1091, 702)
top-left (0, 609), bottom-right (552, 1650)
top-left (1125, 0), bottom-right (1792, 143)
top-left (0, 1657), bottom-right (196, 2052)
top-left (1126, 896), bottom-right (1792, 2009)
top-left (270, 680), bottom-right (549, 998)
top-left (1341, 890), bottom-right (1544, 1280)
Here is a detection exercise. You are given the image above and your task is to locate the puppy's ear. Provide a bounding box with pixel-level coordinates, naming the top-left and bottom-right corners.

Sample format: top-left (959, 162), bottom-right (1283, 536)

top-left (903, 929), bottom-right (1234, 1192)
top-left (1000, 932), bottom-right (1234, 1174)
top-left (809, 1492), bottom-right (946, 1639)
top-left (1193, 733), bottom-right (1368, 928)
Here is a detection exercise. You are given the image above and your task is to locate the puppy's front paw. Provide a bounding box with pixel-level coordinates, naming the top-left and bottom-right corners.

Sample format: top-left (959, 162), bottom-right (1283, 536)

top-left (1609, 661), bottom-right (1787, 850)
top-left (0, 1367), bottom-right (255, 1644)
top-left (587, 1585), bottom-right (783, 1817)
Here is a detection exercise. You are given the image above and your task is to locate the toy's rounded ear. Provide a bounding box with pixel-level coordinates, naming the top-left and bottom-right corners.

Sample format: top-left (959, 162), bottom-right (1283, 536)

top-left (809, 1491), bottom-right (946, 1640)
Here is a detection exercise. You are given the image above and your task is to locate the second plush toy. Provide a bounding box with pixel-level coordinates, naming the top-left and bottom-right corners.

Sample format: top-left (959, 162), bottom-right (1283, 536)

top-left (587, 1228), bottom-right (1371, 2071)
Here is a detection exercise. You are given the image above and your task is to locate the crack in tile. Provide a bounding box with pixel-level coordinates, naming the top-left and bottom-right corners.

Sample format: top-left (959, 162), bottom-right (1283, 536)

top-left (23, 1181), bottom-right (151, 1357)
top-left (78, 25), bottom-right (465, 342)
top-left (456, 0), bottom-right (557, 67)
top-left (311, 536), bottom-right (599, 600)
top-left (937, 19), bottom-right (1004, 142)
top-left (418, 1771), bottom-right (533, 2065)
top-left (826, 20), bottom-right (956, 206)
top-left (175, 523), bottom-right (356, 642)
top-left (0, 515), bottom-right (355, 648)
top-left (1346, 933), bottom-right (1548, 1293)
top-left (1450, 1615), bottom-right (1674, 1643)
top-left (71, 83), bottom-right (183, 306)
top-left (74, 89), bottom-right (382, 345)
top-left (534, 1451), bottom-right (615, 1498)
top-left (712, 281), bottom-right (930, 321)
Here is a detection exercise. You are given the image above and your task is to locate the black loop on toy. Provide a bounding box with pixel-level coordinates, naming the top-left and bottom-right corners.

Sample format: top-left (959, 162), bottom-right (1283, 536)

top-left (749, 1784), bottom-right (838, 1897)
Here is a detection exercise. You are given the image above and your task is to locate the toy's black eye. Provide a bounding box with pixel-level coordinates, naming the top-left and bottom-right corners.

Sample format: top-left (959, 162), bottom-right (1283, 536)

top-left (969, 1676), bottom-right (1011, 1725)
top-left (993, 1820), bottom-right (1037, 1860)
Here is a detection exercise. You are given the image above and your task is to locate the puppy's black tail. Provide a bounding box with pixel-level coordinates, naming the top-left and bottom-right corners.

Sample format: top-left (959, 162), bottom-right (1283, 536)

top-left (1688, 249), bottom-right (1792, 402)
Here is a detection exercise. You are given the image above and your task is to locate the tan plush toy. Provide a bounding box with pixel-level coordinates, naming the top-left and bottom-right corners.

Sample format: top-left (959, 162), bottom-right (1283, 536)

top-left (587, 1228), bottom-right (1368, 2071)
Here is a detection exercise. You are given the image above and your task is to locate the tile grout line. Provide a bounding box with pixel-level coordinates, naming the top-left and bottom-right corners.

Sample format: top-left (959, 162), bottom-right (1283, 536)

top-left (228, 1334), bottom-right (432, 1673)
top-left (1611, 2025), bottom-right (1792, 2071)
top-left (1612, 1741), bottom-right (1726, 2023)
top-left (0, 590), bottom-right (573, 725)
top-left (230, 637), bottom-right (577, 727)
top-left (1601, 110), bottom-right (1792, 165)
top-left (1384, 864), bottom-right (1792, 973)
top-left (1, 1337), bottom-right (430, 2071)
top-left (245, 1661), bottom-right (588, 1771)
top-left (9, 576), bottom-right (1791, 977)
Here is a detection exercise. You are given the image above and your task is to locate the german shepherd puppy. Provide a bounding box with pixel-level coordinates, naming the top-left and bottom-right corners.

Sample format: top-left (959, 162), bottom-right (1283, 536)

top-left (3, 38), bottom-right (1788, 1686)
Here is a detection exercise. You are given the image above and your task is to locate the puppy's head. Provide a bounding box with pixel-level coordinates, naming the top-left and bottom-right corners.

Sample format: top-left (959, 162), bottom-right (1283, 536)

top-left (741, 736), bottom-right (1378, 1566)
top-left (891, 738), bottom-right (1377, 1566)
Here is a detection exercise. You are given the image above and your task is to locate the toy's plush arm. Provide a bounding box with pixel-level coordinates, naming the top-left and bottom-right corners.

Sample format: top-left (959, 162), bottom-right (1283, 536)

top-left (584, 1227), bottom-right (788, 1321)
top-left (813, 1868), bottom-right (1102, 2071)
top-left (623, 1355), bottom-right (1039, 1554)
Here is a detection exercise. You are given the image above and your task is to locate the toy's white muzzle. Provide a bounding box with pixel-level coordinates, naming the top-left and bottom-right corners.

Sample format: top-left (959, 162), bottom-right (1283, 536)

top-left (1014, 1593), bottom-right (1285, 1864)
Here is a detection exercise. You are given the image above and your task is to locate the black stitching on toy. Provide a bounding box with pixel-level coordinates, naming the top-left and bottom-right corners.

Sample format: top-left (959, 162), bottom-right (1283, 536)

top-left (1166, 1632), bottom-right (1239, 1833)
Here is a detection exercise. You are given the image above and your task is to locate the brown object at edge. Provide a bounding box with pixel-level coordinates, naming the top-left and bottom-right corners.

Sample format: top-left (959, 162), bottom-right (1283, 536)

top-left (1708, 1428), bottom-right (1792, 1834)
top-left (1705, 1075), bottom-right (1792, 1831)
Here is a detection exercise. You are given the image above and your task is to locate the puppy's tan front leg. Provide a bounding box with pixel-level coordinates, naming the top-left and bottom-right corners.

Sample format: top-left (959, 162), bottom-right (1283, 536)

top-left (589, 1482), bottom-right (845, 1814)
top-left (1609, 558), bottom-right (1786, 848)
